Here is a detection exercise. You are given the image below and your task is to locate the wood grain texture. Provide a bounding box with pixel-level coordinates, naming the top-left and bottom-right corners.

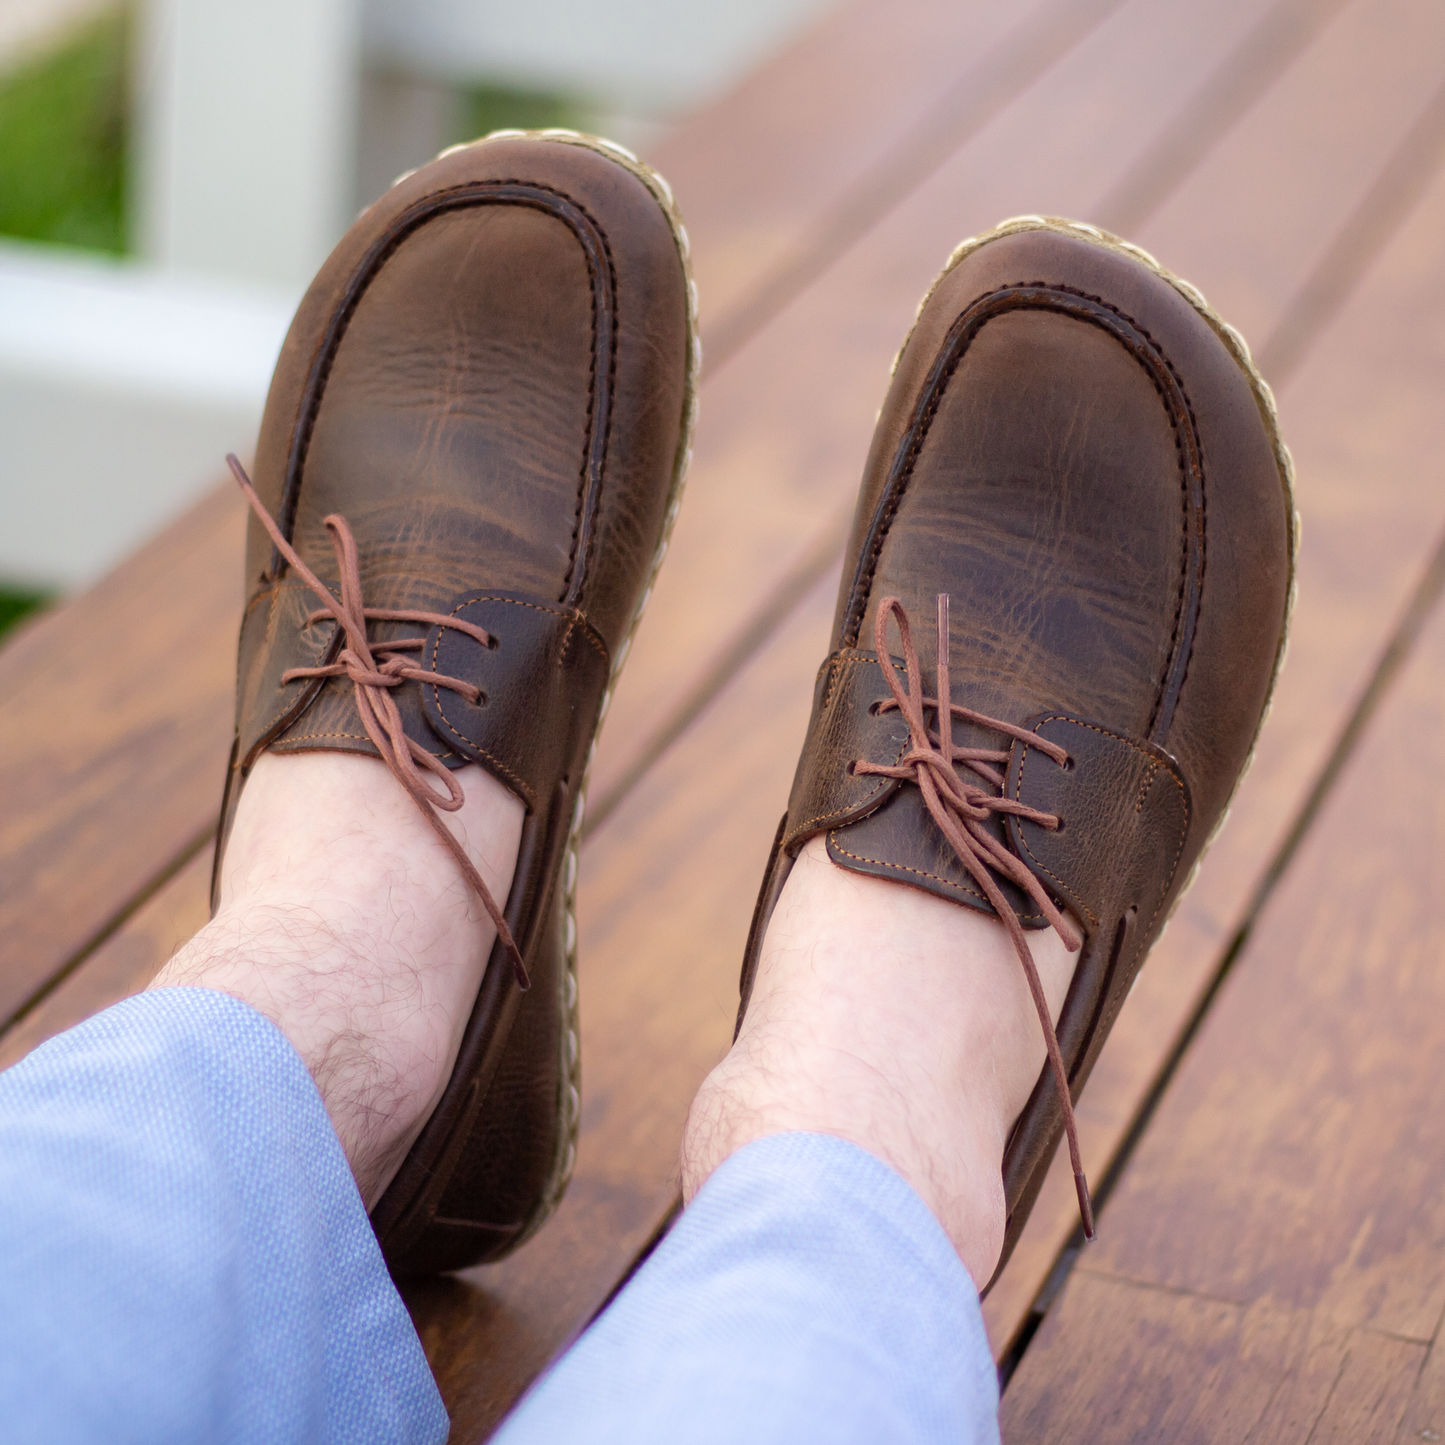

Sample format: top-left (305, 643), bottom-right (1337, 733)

top-left (0, 850), bottom-right (212, 1072)
top-left (1002, 1273), bottom-right (1426, 1444)
top-left (1002, 424), bottom-right (1445, 1440)
top-left (0, 485), bottom-right (243, 1029)
top-left (653, 0), bottom-right (1123, 363)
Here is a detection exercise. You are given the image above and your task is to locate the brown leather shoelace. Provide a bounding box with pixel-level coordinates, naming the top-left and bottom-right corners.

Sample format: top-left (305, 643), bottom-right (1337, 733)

top-left (226, 454), bottom-right (530, 991)
top-left (855, 594), bottom-right (1094, 1238)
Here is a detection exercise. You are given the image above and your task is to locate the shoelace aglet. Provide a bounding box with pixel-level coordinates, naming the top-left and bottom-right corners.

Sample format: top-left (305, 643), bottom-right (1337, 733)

top-left (1075, 1170), bottom-right (1096, 1241)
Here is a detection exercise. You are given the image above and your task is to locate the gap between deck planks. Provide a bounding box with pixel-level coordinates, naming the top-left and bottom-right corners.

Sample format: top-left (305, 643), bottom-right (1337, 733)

top-left (988, 2), bottom-right (1445, 1359)
top-left (999, 322), bottom-right (1445, 1442)
top-left (1, 0), bottom-right (1441, 1438)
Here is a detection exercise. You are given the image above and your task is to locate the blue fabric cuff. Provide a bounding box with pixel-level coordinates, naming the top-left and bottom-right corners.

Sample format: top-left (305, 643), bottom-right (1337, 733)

top-left (0, 986), bottom-right (447, 1445)
top-left (499, 1131), bottom-right (999, 1444)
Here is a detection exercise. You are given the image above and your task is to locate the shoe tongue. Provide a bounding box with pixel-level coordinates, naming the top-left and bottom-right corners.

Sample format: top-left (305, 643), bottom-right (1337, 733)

top-left (827, 787), bottom-right (1042, 926)
top-left (782, 646), bottom-right (1044, 926)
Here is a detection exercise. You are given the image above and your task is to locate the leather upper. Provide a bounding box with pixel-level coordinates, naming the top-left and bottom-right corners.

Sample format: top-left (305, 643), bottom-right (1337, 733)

top-left (213, 134), bottom-right (694, 1274)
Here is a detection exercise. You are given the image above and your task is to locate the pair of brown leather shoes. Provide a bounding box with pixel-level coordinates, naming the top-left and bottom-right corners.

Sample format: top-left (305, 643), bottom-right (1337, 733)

top-left (216, 135), bottom-right (1293, 1281)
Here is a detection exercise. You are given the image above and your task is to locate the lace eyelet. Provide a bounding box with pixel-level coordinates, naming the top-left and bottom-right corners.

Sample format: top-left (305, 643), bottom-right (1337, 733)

top-left (486, 635), bottom-right (500, 651)
top-left (845, 759), bottom-right (858, 777)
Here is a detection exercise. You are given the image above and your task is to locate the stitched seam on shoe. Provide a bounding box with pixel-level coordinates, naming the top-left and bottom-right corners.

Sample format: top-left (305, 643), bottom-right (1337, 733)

top-left (415, 717), bottom-right (534, 804)
top-left (274, 729), bottom-right (369, 744)
top-left (424, 598), bottom-right (602, 804)
top-left (849, 324), bottom-right (977, 639)
top-left (271, 729), bottom-right (456, 763)
top-left (1037, 282), bottom-right (1204, 741)
top-left (240, 580), bottom-right (341, 742)
top-left (423, 604), bottom-right (538, 803)
top-left (445, 739), bottom-right (532, 804)
top-left (284, 179), bottom-right (607, 548)
top-left (849, 283), bottom-right (1198, 743)
top-left (434, 183), bottom-right (619, 611)
top-left (571, 215), bottom-right (621, 603)
top-left (561, 201), bottom-right (604, 602)
top-left (795, 655), bottom-right (896, 832)
top-left (1135, 759), bottom-right (1160, 815)
top-left (436, 596), bottom-right (609, 659)
top-left (793, 784), bottom-right (890, 835)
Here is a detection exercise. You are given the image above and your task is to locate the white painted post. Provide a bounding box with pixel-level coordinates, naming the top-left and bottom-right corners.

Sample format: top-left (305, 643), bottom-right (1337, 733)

top-left (133, 0), bottom-right (360, 289)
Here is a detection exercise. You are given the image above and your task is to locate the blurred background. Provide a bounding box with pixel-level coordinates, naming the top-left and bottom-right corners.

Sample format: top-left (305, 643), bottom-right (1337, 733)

top-left (0, 0), bottom-right (841, 629)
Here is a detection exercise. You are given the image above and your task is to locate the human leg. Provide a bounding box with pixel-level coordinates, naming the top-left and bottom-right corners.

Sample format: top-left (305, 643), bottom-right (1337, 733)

top-left (153, 750), bottom-right (523, 1208)
top-left (684, 836), bottom-right (1077, 1288)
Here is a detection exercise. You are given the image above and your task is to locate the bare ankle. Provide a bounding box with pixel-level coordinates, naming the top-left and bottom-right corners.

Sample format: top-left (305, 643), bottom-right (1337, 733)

top-left (680, 837), bottom-right (1076, 1289)
top-left (151, 750), bottom-right (523, 1205)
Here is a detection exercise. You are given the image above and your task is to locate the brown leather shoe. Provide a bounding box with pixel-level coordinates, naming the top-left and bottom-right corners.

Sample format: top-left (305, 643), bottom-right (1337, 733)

top-left (736, 217), bottom-right (1294, 1287)
top-left (213, 132), bottom-right (697, 1274)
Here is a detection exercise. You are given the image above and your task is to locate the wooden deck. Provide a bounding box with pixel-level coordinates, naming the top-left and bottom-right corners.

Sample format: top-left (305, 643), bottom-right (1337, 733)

top-left (4, 0), bottom-right (1445, 1437)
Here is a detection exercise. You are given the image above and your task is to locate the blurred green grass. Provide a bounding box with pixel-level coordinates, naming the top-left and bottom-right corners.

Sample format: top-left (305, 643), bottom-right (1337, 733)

top-left (463, 82), bottom-right (584, 140)
top-left (0, 6), bottom-right (129, 253)
top-left (0, 16), bottom-right (581, 637)
top-left (0, 588), bottom-right (52, 640)
top-left (0, 8), bottom-right (124, 637)
top-left (0, 9), bottom-right (582, 260)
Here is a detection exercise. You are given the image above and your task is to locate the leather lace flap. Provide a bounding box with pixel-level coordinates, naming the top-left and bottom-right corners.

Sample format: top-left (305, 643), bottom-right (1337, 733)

top-left (424, 592), bottom-right (611, 813)
top-left (1007, 714), bottom-right (1191, 942)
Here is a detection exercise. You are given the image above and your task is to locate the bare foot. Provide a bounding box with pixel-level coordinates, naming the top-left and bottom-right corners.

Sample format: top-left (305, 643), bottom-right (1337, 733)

top-left (150, 750), bottom-right (523, 1206)
top-left (681, 836), bottom-right (1078, 1290)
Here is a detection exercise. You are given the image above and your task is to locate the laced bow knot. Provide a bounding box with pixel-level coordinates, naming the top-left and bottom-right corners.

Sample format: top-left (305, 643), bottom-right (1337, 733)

top-left (853, 594), bottom-right (1095, 1239)
top-left (226, 453), bottom-right (530, 990)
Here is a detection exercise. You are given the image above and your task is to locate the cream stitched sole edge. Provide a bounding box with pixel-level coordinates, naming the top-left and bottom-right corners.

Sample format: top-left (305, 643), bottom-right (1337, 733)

top-left (393, 128), bottom-right (701, 1246)
top-left (891, 214), bottom-right (1299, 968)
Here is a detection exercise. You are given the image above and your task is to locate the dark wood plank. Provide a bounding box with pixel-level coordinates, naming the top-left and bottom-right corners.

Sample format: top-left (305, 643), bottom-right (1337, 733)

top-left (1001, 259), bottom-right (1445, 1439)
top-left (0, 851), bottom-right (212, 1072)
top-left (1001, 1274), bottom-right (1424, 1443)
top-left (667, 0), bottom-right (1128, 369)
top-left (0, 486), bottom-right (244, 1029)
